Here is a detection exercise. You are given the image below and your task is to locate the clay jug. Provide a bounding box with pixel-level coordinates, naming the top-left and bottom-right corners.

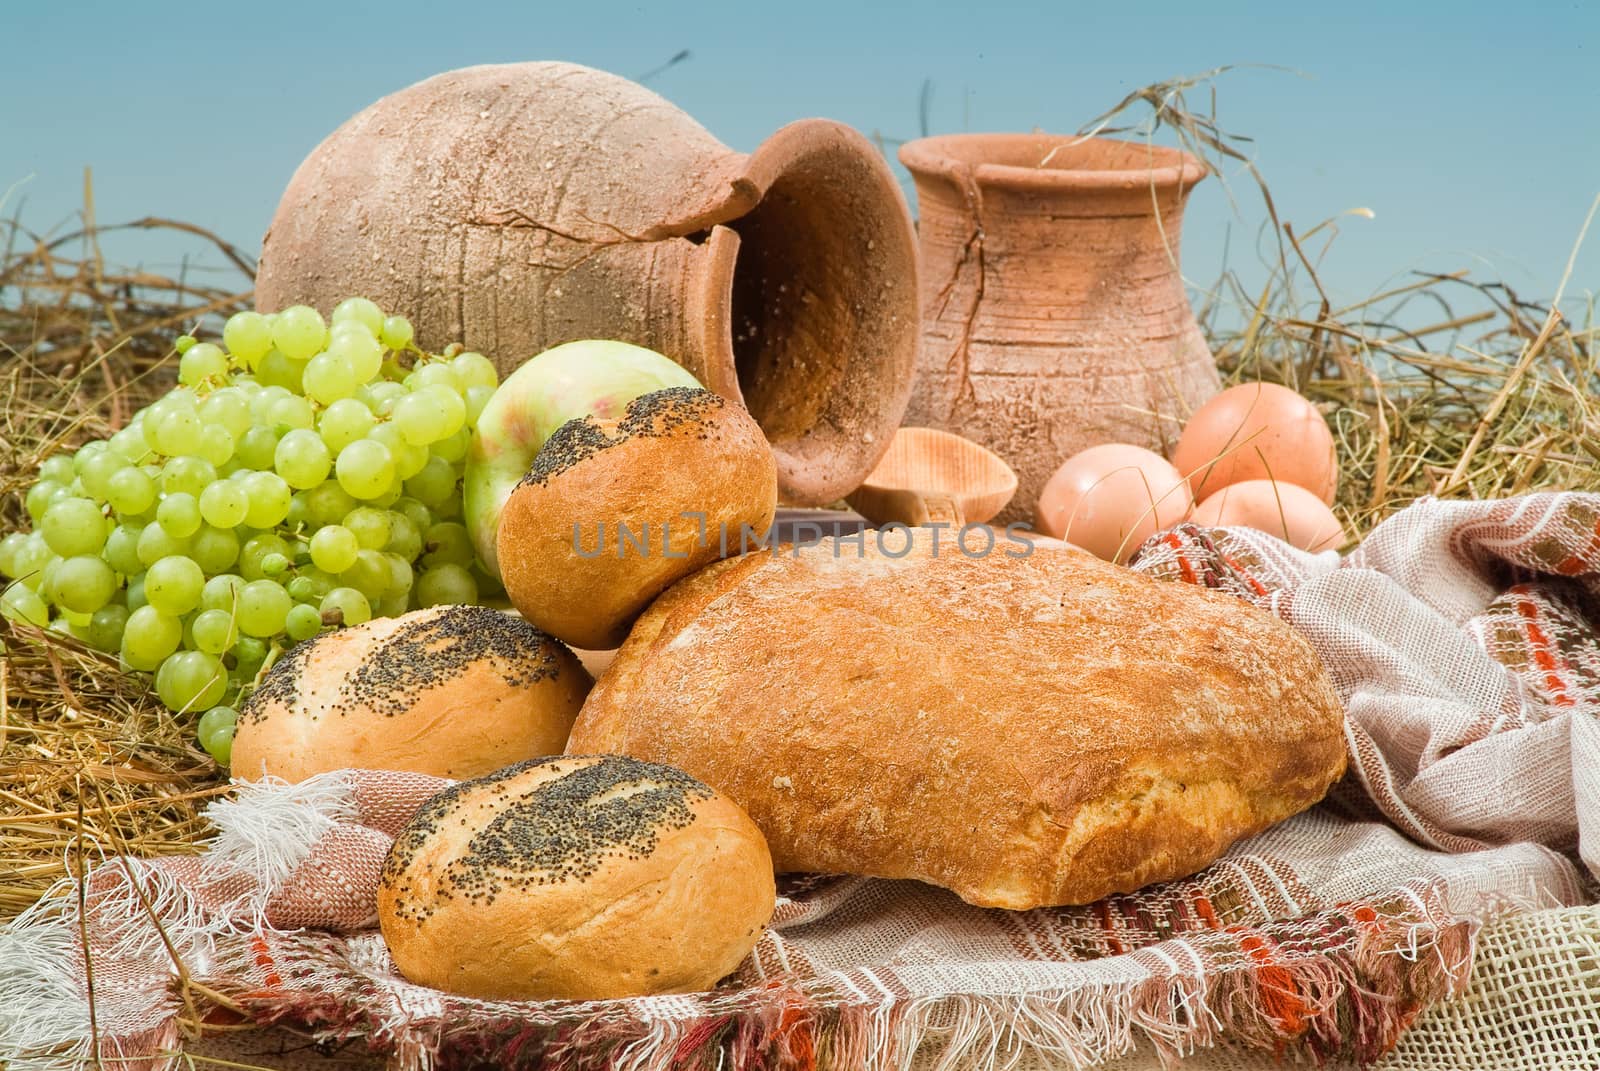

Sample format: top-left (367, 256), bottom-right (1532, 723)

top-left (256, 62), bottom-right (919, 507)
top-left (898, 133), bottom-right (1221, 523)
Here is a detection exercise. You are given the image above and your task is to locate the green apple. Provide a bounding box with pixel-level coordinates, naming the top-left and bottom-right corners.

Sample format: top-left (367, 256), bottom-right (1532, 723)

top-left (465, 340), bottom-right (702, 577)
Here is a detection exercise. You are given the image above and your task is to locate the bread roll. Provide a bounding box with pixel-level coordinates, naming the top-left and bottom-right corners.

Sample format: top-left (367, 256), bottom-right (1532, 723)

top-left (497, 387), bottom-right (777, 650)
top-left (568, 533), bottom-right (1347, 909)
top-left (233, 605), bottom-right (590, 781)
top-left (378, 755), bottom-right (775, 1000)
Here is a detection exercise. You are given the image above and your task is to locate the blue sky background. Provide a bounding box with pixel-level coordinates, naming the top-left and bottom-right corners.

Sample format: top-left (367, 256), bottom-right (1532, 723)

top-left (5, 0), bottom-right (1597, 319)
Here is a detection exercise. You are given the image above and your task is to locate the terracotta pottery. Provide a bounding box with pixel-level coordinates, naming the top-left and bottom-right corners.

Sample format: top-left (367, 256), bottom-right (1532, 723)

top-left (899, 133), bottom-right (1221, 522)
top-left (846, 426), bottom-right (1016, 527)
top-left (256, 62), bottom-right (920, 506)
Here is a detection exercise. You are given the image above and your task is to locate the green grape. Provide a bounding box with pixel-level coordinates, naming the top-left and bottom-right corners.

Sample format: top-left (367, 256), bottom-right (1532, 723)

top-left (163, 456), bottom-right (218, 498)
top-left (174, 334), bottom-right (197, 354)
top-left (464, 384), bottom-right (496, 426)
top-left (1, 582), bottom-right (50, 627)
top-left (422, 522), bottom-right (475, 568)
top-left (270, 304), bottom-right (327, 361)
top-left (198, 705), bottom-right (238, 748)
top-left (327, 330), bottom-right (384, 384)
top-left (284, 492), bottom-right (311, 531)
top-left (201, 717), bottom-right (235, 765)
top-left (155, 493), bottom-right (202, 538)
top-left (191, 525), bottom-right (241, 573)
top-left (392, 390), bottom-right (452, 445)
top-left (256, 350), bottom-right (306, 392)
top-left (120, 606), bottom-right (181, 670)
top-left (320, 586), bottom-right (371, 627)
top-left (274, 428), bottom-right (332, 489)
top-left (150, 405), bottom-right (204, 456)
top-left (335, 439), bottom-right (396, 500)
top-left (198, 481), bottom-right (249, 528)
top-left (269, 394), bottom-right (316, 432)
top-left (25, 480), bottom-right (63, 522)
top-left (393, 496), bottom-right (434, 534)
top-left (236, 579), bottom-right (292, 637)
top-left (449, 351), bottom-right (499, 390)
top-left (196, 424), bottom-right (236, 467)
top-left (379, 315), bottom-right (414, 351)
top-left (199, 388), bottom-right (251, 440)
top-left (304, 482), bottom-right (358, 527)
top-left (125, 573), bottom-right (148, 611)
top-left (86, 603), bottom-right (130, 652)
top-left (108, 425), bottom-right (153, 463)
top-left (417, 563), bottom-right (478, 607)
top-left (384, 553), bottom-right (414, 598)
top-left (284, 602), bottom-right (323, 641)
top-left (235, 425), bottom-right (280, 470)
top-left (239, 533), bottom-right (291, 581)
top-left (179, 342), bottom-right (228, 385)
top-left (302, 351), bottom-right (358, 404)
top-left (0, 532), bottom-right (25, 577)
top-left (191, 609), bottom-right (239, 654)
top-left (309, 525), bottom-right (360, 573)
top-left (403, 455), bottom-right (457, 507)
top-left (343, 507), bottom-right (392, 550)
top-left (340, 549), bottom-right (392, 599)
top-left (79, 450), bottom-right (130, 501)
top-left (40, 455), bottom-right (76, 484)
top-left (368, 423), bottom-right (428, 480)
top-left (145, 555), bottom-right (205, 615)
top-left (48, 555), bottom-right (118, 613)
top-left (332, 297), bottom-right (385, 335)
top-left (200, 573), bottom-right (245, 612)
top-left (410, 362), bottom-right (464, 394)
top-left (260, 552), bottom-right (289, 578)
top-left (41, 498), bottom-right (107, 557)
top-left (156, 650), bottom-right (227, 712)
top-left (224, 312), bottom-right (274, 367)
top-left (241, 471), bottom-right (292, 528)
top-left (431, 428), bottom-right (470, 464)
top-left (287, 566), bottom-right (337, 604)
top-left (136, 522), bottom-right (191, 568)
top-left (317, 398), bottom-right (376, 453)
top-left (105, 467), bottom-right (156, 515)
top-left (9, 534), bottom-right (54, 588)
top-left (376, 592), bottom-right (410, 618)
top-left (104, 524), bottom-right (145, 575)
top-left (248, 385), bottom-right (290, 422)
top-left (361, 381), bottom-right (407, 417)
top-left (385, 513), bottom-right (423, 560)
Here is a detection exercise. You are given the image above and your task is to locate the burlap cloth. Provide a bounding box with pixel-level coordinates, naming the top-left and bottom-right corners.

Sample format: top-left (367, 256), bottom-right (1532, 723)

top-left (4, 492), bottom-right (1599, 1070)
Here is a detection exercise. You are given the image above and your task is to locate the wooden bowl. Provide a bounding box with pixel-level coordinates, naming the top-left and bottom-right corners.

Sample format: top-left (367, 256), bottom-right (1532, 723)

top-left (847, 427), bottom-right (1018, 527)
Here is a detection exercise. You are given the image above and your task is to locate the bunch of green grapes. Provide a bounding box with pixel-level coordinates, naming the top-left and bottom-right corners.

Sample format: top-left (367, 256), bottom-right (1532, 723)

top-left (0, 299), bottom-right (502, 764)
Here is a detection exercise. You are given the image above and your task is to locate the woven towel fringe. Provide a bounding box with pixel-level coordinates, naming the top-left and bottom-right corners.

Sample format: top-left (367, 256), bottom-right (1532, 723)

top-left (0, 772), bottom-right (357, 1071)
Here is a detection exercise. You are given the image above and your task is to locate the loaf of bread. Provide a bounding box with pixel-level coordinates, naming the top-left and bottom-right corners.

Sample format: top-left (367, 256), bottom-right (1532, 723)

top-left (233, 605), bottom-right (590, 782)
top-left (378, 755), bottom-right (775, 1001)
top-left (567, 535), bottom-right (1347, 909)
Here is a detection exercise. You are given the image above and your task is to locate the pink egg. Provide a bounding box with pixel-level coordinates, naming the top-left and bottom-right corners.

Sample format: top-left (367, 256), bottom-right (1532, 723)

top-left (1172, 383), bottom-right (1338, 504)
top-left (1035, 444), bottom-right (1192, 563)
top-left (1192, 479), bottom-right (1345, 553)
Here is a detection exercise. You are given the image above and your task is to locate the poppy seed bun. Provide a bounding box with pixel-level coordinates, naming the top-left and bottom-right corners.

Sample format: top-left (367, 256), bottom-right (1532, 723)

top-left (497, 387), bottom-right (777, 650)
top-left (232, 605), bottom-right (590, 782)
top-left (377, 755), bottom-right (775, 1001)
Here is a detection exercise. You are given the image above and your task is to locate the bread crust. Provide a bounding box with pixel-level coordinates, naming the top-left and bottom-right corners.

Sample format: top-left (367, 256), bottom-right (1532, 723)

top-left (377, 755), bottom-right (775, 1000)
top-left (233, 605), bottom-right (590, 781)
top-left (568, 536), bottom-right (1347, 909)
top-left (498, 388), bottom-right (777, 651)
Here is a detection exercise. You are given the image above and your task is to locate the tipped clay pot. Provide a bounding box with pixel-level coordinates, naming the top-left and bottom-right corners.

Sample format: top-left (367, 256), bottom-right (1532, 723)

top-left (899, 133), bottom-right (1221, 522)
top-left (256, 62), bottom-right (920, 506)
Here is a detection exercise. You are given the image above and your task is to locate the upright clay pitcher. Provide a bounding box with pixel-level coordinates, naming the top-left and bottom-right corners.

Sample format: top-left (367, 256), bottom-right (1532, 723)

top-left (899, 134), bottom-right (1221, 521)
top-left (257, 62), bottom-right (920, 506)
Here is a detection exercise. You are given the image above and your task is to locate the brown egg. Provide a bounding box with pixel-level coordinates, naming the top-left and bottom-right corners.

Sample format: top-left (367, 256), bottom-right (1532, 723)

top-left (1035, 444), bottom-right (1192, 564)
top-left (1192, 480), bottom-right (1345, 553)
top-left (1173, 383), bottom-right (1338, 504)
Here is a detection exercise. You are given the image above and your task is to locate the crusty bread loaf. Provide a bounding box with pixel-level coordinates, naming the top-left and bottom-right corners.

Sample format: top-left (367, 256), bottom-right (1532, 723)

top-left (233, 605), bottom-right (590, 781)
top-left (498, 387), bottom-right (777, 650)
top-left (567, 534), bottom-right (1347, 909)
top-left (377, 755), bottom-right (775, 1000)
